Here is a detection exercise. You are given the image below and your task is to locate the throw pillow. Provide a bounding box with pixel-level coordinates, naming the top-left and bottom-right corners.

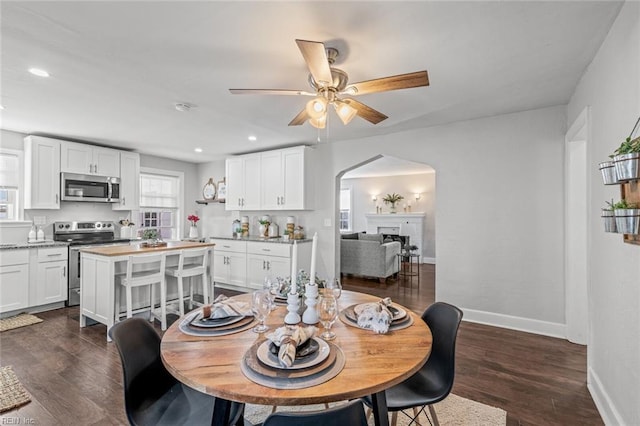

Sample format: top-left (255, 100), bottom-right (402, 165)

top-left (341, 232), bottom-right (359, 240)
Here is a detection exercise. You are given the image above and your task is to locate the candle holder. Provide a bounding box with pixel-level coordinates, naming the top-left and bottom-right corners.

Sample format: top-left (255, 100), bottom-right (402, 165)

top-left (284, 293), bottom-right (301, 324)
top-left (302, 282), bottom-right (319, 324)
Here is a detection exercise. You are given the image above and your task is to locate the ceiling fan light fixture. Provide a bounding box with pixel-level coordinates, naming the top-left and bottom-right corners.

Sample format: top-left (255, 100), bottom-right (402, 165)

top-left (308, 115), bottom-right (326, 129)
top-left (305, 97), bottom-right (327, 119)
top-left (334, 100), bottom-right (357, 125)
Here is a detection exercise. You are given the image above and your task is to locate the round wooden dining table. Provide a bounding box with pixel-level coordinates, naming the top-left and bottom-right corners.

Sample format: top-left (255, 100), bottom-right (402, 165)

top-left (160, 290), bottom-right (432, 426)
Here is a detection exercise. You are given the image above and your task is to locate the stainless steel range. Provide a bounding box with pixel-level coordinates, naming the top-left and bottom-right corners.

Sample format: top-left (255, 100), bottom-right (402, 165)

top-left (54, 221), bottom-right (131, 306)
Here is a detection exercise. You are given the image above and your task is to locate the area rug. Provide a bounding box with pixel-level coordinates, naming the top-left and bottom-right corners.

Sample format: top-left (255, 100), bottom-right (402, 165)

top-left (244, 393), bottom-right (506, 425)
top-left (0, 366), bottom-right (32, 413)
top-left (0, 314), bottom-right (43, 332)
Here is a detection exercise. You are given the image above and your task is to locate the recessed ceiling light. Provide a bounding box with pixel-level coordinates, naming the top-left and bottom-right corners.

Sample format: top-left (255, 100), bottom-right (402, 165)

top-left (28, 68), bottom-right (50, 77)
top-left (174, 103), bottom-right (192, 112)
top-left (194, 148), bottom-right (203, 153)
top-left (248, 135), bottom-right (257, 141)
top-left (0, 105), bottom-right (4, 110)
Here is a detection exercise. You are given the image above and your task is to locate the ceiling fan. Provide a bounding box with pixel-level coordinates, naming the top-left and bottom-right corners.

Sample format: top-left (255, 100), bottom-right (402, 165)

top-left (229, 39), bottom-right (429, 129)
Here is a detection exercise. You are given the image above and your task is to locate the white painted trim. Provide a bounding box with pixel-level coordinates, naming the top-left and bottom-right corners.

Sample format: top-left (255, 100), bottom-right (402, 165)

top-left (566, 106), bottom-right (589, 142)
top-left (422, 257), bottom-right (436, 264)
top-left (461, 307), bottom-right (566, 339)
top-left (588, 366), bottom-right (625, 426)
top-left (140, 166), bottom-right (185, 239)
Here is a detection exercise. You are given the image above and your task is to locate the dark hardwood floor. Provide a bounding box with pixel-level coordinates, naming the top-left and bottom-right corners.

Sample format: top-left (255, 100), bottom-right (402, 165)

top-left (0, 264), bottom-right (602, 425)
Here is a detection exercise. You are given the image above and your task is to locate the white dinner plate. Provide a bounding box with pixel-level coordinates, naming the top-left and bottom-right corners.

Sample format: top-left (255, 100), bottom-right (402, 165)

top-left (353, 303), bottom-right (407, 321)
top-left (189, 312), bottom-right (245, 328)
top-left (257, 337), bottom-right (330, 370)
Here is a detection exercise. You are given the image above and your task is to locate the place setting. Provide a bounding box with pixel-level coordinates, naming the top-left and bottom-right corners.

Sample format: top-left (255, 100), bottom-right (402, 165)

top-left (178, 294), bottom-right (256, 337)
top-left (340, 296), bottom-right (414, 333)
top-left (241, 324), bottom-right (346, 389)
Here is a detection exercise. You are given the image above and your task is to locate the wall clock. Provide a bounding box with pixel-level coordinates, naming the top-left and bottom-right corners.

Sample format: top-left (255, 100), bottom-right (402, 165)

top-left (203, 178), bottom-right (217, 200)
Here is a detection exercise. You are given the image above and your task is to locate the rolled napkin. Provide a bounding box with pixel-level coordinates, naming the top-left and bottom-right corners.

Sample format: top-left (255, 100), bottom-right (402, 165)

top-left (266, 325), bottom-right (317, 368)
top-left (201, 295), bottom-right (251, 319)
top-left (354, 297), bottom-right (394, 334)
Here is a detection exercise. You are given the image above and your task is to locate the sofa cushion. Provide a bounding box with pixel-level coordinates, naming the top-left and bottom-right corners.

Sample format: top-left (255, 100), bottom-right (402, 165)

top-left (358, 233), bottom-right (383, 243)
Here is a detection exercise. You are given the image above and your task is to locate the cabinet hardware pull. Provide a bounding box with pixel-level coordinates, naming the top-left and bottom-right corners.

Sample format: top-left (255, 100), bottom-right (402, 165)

top-left (262, 249), bottom-right (270, 252)
top-left (122, 196), bottom-right (126, 205)
top-left (63, 266), bottom-right (66, 277)
top-left (47, 253), bottom-right (62, 256)
top-left (55, 194), bottom-right (59, 204)
top-left (267, 261), bottom-right (271, 270)
top-left (262, 260), bottom-right (266, 269)
top-left (94, 164), bottom-right (98, 174)
top-left (223, 245), bottom-right (230, 248)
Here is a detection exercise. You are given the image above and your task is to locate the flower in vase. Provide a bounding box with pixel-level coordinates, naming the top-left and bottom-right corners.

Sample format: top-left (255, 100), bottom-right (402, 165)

top-left (187, 214), bottom-right (200, 226)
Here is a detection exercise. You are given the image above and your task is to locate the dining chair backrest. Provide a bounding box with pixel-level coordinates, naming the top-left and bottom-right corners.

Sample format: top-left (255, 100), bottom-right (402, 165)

top-left (421, 302), bottom-right (463, 395)
top-left (125, 253), bottom-right (166, 283)
top-left (177, 247), bottom-right (208, 275)
top-left (263, 400), bottom-right (368, 426)
top-left (110, 317), bottom-right (176, 421)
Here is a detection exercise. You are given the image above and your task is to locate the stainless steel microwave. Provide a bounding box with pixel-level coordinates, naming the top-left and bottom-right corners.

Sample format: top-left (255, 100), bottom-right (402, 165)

top-left (60, 172), bottom-right (120, 203)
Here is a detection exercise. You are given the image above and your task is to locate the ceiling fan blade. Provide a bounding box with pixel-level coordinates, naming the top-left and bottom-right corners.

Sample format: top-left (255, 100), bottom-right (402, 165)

top-left (288, 109), bottom-right (309, 126)
top-left (345, 99), bottom-right (388, 124)
top-left (346, 71), bottom-right (429, 96)
top-left (229, 89), bottom-right (315, 96)
top-left (295, 39), bottom-right (333, 88)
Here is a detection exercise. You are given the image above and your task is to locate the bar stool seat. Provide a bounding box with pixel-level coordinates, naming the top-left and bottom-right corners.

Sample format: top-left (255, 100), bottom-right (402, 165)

top-left (117, 253), bottom-right (167, 330)
top-left (164, 248), bottom-right (209, 316)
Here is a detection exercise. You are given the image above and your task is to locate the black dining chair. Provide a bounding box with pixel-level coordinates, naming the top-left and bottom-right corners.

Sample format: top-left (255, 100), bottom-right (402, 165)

top-left (262, 400), bottom-right (368, 426)
top-left (110, 317), bottom-right (245, 426)
top-left (362, 302), bottom-right (463, 426)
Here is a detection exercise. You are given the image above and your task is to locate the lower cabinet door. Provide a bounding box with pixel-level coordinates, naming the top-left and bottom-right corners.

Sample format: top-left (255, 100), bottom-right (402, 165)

top-left (36, 261), bottom-right (67, 305)
top-left (227, 253), bottom-right (247, 287)
top-left (246, 255), bottom-right (268, 290)
top-left (0, 264), bottom-right (29, 313)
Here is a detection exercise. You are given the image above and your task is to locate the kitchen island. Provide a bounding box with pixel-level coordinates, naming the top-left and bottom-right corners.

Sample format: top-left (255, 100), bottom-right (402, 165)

top-left (80, 241), bottom-right (214, 341)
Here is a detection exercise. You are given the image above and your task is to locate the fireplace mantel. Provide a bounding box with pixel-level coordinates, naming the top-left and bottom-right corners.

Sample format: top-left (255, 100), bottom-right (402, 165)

top-left (365, 213), bottom-right (425, 261)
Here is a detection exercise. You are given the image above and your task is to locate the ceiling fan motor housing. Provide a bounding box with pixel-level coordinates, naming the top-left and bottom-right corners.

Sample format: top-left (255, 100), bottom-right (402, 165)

top-left (308, 67), bottom-right (349, 92)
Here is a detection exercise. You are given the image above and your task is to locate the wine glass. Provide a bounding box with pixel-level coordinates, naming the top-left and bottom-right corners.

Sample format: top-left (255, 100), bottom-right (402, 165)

top-left (325, 278), bottom-right (342, 300)
top-left (251, 290), bottom-right (271, 333)
top-left (263, 275), bottom-right (278, 310)
top-left (318, 295), bottom-right (339, 341)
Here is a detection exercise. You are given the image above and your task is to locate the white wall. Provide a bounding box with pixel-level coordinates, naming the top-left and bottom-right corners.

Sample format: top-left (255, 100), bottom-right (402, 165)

top-left (341, 172), bottom-right (436, 260)
top-left (567, 2), bottom-right (640, 424)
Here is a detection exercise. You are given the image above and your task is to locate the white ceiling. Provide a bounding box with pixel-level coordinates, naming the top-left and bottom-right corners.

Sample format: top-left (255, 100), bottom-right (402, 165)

top-left (0, 1), bottom-right (622, 163)
top-left (343, 156), bottom-right (434, 179)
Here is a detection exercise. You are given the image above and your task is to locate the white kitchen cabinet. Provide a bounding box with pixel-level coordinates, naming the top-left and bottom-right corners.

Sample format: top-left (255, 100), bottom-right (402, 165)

top-left (23, 136), bottom-right (61, 209)
top-left (225, 154), bottom-right (261, 211)
top-left (211, 239), bottom-right (247, 287)
top-left (113, 151), bottom-right (140, 211)
top-left (34, 247), bottom-right (68, 306)
top-left (246, 242), bottom-right (295, 289)
top-left (228, 146), bottom-right (313, 211)
top-left (0, 249), bottom-right (30, 313)
top-left (61, 141), bottom-right (120, 177)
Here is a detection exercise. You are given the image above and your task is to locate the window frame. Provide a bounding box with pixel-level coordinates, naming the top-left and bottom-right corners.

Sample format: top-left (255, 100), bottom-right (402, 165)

top-left (0, 148), bottom-right (24, 222)
top-left (138, 167), bottom-right (184, 241)
top-left (339, 186), bottom-right (352, 233)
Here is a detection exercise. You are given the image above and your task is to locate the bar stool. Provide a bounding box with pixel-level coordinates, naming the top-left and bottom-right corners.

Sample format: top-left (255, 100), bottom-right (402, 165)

top-left (164, 248), bottom-right (209, 316)
top-left (117, 253), bottom-right (167, 330)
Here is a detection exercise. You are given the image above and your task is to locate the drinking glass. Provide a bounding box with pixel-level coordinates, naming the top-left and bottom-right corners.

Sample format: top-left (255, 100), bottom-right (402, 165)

top-left (251, 290), bottom-right (271, 333)
top-left (263, 275), bottom-right (279, 310)
top-left (318, 295), bottom-right (339, 341)
top-left (326, 278), bottom-right (342, 299)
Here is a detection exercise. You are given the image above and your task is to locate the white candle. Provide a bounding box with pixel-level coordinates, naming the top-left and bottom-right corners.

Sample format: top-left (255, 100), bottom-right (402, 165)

top-left (309, 232), bottom-right (318, 285)
top-left (290, 240), bottom-right (298, 294)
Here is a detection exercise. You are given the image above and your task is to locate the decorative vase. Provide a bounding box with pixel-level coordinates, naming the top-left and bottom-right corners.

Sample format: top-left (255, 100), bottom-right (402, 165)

top-left (189, 226), bottom-right (198, 238)
top-left (614, 208), bottom-right (640, 234)
top-left (259, 224), bottom-right (267, 238)
top-left (613, 153), bottom-right (640, 181)
top-left (390, 203), bottom-right (397, 214)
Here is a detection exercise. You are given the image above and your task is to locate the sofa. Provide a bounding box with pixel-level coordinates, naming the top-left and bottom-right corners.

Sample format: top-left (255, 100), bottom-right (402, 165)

top-left (340, 233), bottom-right (401, 282)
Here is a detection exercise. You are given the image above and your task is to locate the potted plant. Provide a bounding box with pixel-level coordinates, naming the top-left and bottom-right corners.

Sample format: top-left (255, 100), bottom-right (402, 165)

top-left (601, 200), bottom-right (617, 233)
top-left (612, 199), bottom-right (640, 234)
top-left (141, 229), bottom-right (158, 241)
top-left (611, 135), bottom-right (640, 181)
top-left (382, 193), bottom-right (404, 213)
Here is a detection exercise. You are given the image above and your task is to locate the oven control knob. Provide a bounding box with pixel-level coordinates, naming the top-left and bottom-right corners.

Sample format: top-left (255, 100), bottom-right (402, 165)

top-left (106, 223), bottom-right (112, 228)
top-left (96, 223), bottom-right (102, 228)
top-left (58, 224), bottom-right (64, 229)
top-left (65, 224), bottom-right (70, 229)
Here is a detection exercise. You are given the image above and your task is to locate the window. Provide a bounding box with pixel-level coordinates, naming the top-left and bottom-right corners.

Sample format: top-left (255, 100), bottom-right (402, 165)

top-left (339, 188), bottom-right (351, 232)
top-left (0, 149), bottom-right (23, 221)
top-left (138, 168), bottom-right (183, 240)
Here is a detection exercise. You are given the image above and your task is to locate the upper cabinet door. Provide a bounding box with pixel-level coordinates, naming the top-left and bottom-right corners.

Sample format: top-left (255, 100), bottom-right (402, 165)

top-left (226, 157), bottom-right (244, 210)
top-left (261, 151), bottom-right (284, 210)
top-left (113, 152), bottom-right (139, 211)
top-left (242, 154), bottom-right (262, 210)
top-left (60, 141), bottom-right (93, 174)
top-left (281, 148), bottom-right (306, 210)
top-left (24, 136), bottom-right (61, 209)
top-left (92, 147), bottom-right (120, 177)
top-left (60, 141), bottom-right (120, 177)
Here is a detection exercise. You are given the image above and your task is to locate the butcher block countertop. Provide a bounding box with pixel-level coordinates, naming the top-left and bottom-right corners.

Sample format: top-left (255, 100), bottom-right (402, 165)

top-left (80, 241), bottom-right (214, 257)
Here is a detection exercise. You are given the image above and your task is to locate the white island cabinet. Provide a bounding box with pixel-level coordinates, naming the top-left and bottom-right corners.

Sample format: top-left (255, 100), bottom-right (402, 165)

top-left (0, 250), bottom-right (30, 313)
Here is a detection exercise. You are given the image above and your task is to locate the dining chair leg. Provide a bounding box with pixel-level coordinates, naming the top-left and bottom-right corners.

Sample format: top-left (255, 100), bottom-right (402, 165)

top-left (428, 405), bottom-right (440, 426)
top-left (201, 272), bottom-right (209, 305)
top-left (160, 278), bottom-right (167, 331)
top-left (189, 277), bottom-right (194, 309)
top-left (365, 408), bottom-right (372, 420)
top-left (126, 285), bottom-right (133, 319)
top-left (150, 282), bottom-right (156, 322)
top-left (177, 275), bottom-right (185, 316)
top-left (271, 406), bottom-right (277, 414)
top-left (391, 411), bottom-right (398, 426)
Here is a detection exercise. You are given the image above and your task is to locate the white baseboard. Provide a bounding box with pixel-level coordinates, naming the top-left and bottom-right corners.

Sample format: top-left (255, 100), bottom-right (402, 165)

top-left (588, 366), bottom-right (625, 425)
top-left (421, 257), bottom-right (436, 264)
top-left (460, 307), bottom-right (566, 339)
